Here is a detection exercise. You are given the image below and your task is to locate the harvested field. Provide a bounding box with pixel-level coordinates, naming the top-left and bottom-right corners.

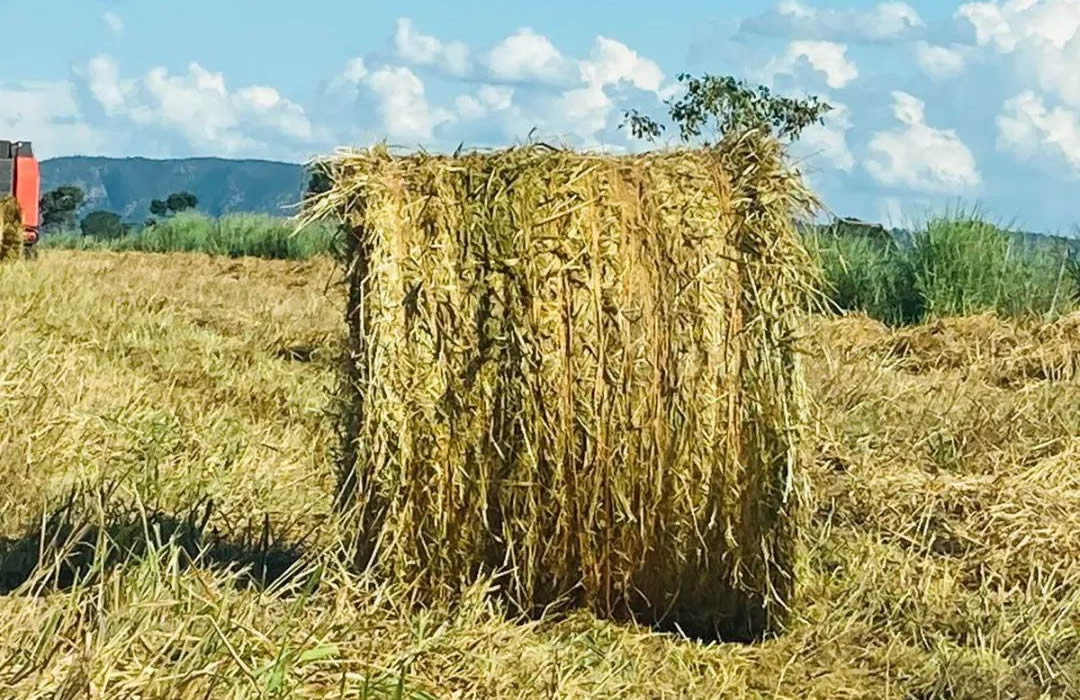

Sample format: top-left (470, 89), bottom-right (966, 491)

top-left (1, 251), bottom-right (1079, 698)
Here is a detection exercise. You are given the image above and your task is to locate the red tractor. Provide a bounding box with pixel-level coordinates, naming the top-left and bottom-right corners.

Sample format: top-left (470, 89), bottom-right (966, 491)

top-left (0, 140), bottom-right (41, 259)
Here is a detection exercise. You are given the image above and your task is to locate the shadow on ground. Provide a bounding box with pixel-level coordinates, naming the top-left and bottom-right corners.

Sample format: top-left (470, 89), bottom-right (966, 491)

top-left (0, 488), bottom-right (318, 596)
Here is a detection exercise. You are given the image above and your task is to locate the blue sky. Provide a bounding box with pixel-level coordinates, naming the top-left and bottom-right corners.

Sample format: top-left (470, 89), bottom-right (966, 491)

top-left (4, 0), bottom-right (1080, 233)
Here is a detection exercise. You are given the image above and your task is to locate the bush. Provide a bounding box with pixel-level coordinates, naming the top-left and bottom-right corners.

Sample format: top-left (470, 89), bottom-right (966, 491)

top-left (805, 231), bottom-right (922, 326)
top-left (80, 211), bottom-right (129, 240)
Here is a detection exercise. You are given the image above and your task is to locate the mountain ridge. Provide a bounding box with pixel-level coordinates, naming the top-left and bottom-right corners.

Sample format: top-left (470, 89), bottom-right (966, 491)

top-left (40, 155), bottom-right (308, 221)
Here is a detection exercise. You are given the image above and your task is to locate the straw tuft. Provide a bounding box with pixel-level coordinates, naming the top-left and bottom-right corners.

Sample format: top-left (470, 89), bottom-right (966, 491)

top-left (0, 195), bottom-right (23, 263)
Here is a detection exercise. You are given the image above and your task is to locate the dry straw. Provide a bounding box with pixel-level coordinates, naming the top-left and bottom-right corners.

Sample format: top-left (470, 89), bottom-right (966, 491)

top-left (0, 195), bottom-right (23, 263)
top-left (303, 132), bottom-right (822, 641)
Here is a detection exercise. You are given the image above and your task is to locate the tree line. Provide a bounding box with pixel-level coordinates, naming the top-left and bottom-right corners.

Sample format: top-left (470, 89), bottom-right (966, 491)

top-left (39, 186), bottom-right (200, 239)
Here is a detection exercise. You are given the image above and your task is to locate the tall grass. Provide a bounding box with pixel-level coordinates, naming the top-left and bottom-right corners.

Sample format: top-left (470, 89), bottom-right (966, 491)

top-left (808, 207), bottom-right (1080, 326)
top-left (42, 212), bottom-right (337, 260)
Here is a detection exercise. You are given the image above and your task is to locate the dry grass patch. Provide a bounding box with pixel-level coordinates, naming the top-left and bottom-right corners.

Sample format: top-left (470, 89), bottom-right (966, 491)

top-left (1, 250), bottom-right (1079, 698)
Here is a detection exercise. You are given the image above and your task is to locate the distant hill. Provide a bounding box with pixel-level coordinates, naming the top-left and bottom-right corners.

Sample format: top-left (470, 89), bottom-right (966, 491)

top-left (40, 156), bottom-right (308, 221)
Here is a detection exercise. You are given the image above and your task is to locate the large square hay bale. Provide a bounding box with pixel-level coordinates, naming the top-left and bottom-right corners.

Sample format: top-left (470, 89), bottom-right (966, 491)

top-left (310, 133), bottom-right (819, 640)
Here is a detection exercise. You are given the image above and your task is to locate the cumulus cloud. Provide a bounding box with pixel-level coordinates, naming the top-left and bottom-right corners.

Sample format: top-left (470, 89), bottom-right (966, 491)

top-left (741, 0), bottom-right (924, 44)
top-left (83, 55), bottom-right (134, 114)
top-left (77, 56), bottom-right (317, 156)
top-left (956, 0), bottom-right (1080, 103)
top-left (579, 36), bottom-right (665, 92)
top-left (794, 101), bottom-right (855, 171)
top-left (394, 18), bottom-right (471, 77)
top-left (103, 11), bottom-right (125, 34)
top-left (864, 90), bottom-right (981, 192)
top-left (342, 57), bottom-right (369, 84)
top-left (365, 66), bottom-right (454, 143)
top-left (997, 90), bottom-right (1080, 173)
top-left (763, 40), bottom-right (859, 89)
top-left (0, 81), bottom-right (106, 158)
top-left (340, 23), bottom-right (671, 150)
top-left (455, 85), bottom-right (514, 120)
top-left (954, 1), bottom-right (1080, 174)
top-left (913, 41), bottom-right (970, 79)
top-left (486, 28), bottom-right (578, 85)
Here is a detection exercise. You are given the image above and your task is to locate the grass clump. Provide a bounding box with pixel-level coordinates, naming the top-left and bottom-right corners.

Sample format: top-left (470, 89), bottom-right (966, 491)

top-left (42, 211), bottom-right (337, 260)
top-left (809, 206), bottom-right (1080, 326)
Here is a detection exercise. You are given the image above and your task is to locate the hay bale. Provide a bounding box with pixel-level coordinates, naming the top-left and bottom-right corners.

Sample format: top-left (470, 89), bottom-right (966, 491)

top-left (311, 133), bottom-right (820, 640)
top-left (0, 195), bottom-right (23, 263)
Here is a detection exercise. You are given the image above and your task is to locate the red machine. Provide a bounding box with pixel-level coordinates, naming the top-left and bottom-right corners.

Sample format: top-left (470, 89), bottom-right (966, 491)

top-left (0, 140), bottom-right (40, 255)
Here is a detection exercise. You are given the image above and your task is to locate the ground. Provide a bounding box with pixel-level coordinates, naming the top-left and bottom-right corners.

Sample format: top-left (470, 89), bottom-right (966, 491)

top-left (1, 251), bottom-right (1078, 699)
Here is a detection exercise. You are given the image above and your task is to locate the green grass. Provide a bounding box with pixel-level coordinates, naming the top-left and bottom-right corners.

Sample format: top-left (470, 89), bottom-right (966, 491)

top-left (807, 206), bottom-right (1080, 326)
top-left (42, 211), bottom-right (338, 261)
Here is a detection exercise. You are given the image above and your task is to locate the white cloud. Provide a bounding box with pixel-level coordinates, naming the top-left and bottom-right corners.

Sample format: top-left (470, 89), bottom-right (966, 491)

top-left (78, 56), bottom-right (318, 156)
top-left (103, 11), bottom-right (125, 34)
top-left (82, 55), bottom-right (134, 114)
top-left (742, 1), bottom-right (924, 43)
top-left (864, 90), bottom-right (981, 192)
top-left (914, 41), bottom-right (969, 79)
top-left (579, 36), bottom-right (664, 92)
top-left (486, 28), bottom-right (576, 84)
top-left (997, 90), bottom-right (1080, 173)
top-left (366, 66), bottom-right (454, 143)
top-left (956, 0), bottom-right (1080, 53)
top-left (343, 58), bottom-right (369, 84)
top-left (795, 101), bottom-right (855, 171)
top-left (0, 81), bottom-right (106, 158)
top-left (456, 85), bottom-right (514, 120)
top-left (394, 18), bottom-right (471, 77)
top-left (956, 0), bottom-right (1080, 105)
top-left (763, 40), bottom-right (859, 88)
top-left (955, 0), bottom-right (1080, 177)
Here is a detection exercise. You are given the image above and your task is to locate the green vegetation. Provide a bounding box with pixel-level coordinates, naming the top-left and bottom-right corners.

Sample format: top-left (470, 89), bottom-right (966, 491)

top-left (42, 211), bottom-right (337, 260)
top-left (621, 72), bottom-right (832, 143)
top-left (806, 207), bottom-right (1080, 326)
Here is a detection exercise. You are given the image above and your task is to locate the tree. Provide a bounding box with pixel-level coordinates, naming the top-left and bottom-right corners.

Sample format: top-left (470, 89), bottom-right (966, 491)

top-left (165, 192), bottom-right (198, 214)
top-left (305, 163), bottom-right (332, 199)
top-left (80, 210), bottom-right (129, 239)
top-left (620, 73), bottom-right (832, 146)
top-left (149, 199), bottom-right (168, 217)
top-left (39, 185), bottom-right (85, 231)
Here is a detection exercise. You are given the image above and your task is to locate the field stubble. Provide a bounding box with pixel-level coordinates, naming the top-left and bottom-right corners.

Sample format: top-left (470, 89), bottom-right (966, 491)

top-left (1, 251), bottom-right (1079, 698)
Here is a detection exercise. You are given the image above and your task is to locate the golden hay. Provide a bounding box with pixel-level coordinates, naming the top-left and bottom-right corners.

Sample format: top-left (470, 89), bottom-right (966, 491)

top-left (880, 312), bottom-right (1080, 387)
top-left (0, 195), bottom-right (23, 263)
top-left (307, 133), bottom-right (821, 641)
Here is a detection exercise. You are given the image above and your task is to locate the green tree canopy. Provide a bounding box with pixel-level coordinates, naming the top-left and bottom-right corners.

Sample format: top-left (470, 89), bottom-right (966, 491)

top-left (80, 210), bottom-right (129, 239)
top-left (149, 199), bottom-right (168, 217)
top-left (39, 185), bottom-right (85, 231)
top-left (620, 73), bottom-right (832, 145)
top-left (305, 164), bottom-right (332, 200)
top-left (165, 192), bottom-right (198, 214)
